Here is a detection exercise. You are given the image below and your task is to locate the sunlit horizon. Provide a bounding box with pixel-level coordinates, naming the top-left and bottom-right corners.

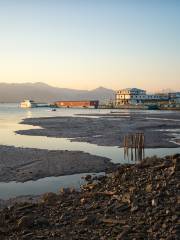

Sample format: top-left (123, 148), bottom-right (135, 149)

top-left (0, 0), bottom-right (179, 92)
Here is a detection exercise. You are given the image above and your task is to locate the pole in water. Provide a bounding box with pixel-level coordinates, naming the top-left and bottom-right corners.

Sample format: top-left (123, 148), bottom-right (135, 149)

top-left (123, 132), bottom-right (145, 162)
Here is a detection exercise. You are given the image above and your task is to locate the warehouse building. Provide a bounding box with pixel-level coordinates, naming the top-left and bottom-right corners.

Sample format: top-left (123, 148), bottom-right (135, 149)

top-left (54, 100), bottom-right (99, 108)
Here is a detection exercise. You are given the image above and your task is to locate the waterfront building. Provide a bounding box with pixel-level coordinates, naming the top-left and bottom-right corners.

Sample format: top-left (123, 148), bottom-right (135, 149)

top-left (115, 88), bottom-right (160, 105)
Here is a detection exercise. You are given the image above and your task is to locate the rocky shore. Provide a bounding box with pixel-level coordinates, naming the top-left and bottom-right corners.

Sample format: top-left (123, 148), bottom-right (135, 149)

top-left (0, 154), bottom-right (179, 240)
top-left (17, 111), bottom-right (180, 148)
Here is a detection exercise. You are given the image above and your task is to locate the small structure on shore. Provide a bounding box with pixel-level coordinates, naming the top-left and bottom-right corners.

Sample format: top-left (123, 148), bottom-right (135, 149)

top-left (123, 132), bottom-right (145, 161)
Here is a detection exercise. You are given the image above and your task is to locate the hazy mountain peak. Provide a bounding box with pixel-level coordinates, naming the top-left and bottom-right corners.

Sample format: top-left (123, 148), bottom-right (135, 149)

top-left (0, 82), bottom-right (115, 103)
top-left (92, 86), bottom-right (113, 91)
top-left (34, 82), bottom-right (49, 86)
top-left (94, 86), bottom-right (106, 90)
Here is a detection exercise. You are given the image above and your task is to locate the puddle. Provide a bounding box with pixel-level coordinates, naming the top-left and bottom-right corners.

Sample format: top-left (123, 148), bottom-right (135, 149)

top-left (0, 172), bottom-right (104, 200)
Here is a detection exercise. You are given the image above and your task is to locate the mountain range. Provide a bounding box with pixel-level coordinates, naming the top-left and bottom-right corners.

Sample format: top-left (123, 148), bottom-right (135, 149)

top-left (0, 82), bottom-right (115, 103)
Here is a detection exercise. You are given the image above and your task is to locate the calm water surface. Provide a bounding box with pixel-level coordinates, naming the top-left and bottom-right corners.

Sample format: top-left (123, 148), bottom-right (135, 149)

top-left (0, 103), bottom-right (179, 199)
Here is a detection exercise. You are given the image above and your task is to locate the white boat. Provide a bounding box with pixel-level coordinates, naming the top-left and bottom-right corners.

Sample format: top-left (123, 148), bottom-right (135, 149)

top-left (20, 100), bottom-right (37, 108)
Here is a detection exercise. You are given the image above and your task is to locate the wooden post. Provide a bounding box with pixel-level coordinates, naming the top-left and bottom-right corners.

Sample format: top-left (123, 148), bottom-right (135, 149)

top-left (124, 132), bottom-right (145, 162)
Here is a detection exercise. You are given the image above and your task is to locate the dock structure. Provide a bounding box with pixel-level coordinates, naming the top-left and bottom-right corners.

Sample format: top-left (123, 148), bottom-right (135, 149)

top-left (123, 133), bottom-right (145, 162)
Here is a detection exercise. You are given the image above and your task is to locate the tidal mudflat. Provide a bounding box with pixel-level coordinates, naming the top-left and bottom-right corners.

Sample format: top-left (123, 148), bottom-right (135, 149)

top-left (17, 111), bottom-right (180, 148)
top-left (0, 145), bottom-right (114, 183)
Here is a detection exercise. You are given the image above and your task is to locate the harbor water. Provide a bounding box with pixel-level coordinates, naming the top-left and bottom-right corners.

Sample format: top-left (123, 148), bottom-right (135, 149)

top-left (0, 103), bottom-right (179, 199)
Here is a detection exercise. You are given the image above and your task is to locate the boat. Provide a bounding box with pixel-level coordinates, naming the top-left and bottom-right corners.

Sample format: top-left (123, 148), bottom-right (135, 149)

top-left (20, 100), bottom-right (37, 108)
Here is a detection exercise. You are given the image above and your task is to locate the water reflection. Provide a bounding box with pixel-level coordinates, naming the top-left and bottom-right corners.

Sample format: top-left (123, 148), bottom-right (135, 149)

top-left (124, 147), bottom-right (145, 162)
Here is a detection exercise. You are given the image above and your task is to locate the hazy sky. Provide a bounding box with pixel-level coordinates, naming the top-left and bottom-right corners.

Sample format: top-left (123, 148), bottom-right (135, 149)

top-left (0, 0), bottom-right (179, 91)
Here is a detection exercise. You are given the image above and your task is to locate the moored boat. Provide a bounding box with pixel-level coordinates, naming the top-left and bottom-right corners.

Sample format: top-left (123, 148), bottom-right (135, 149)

top-left (20, 100), bottom-right (37, 108)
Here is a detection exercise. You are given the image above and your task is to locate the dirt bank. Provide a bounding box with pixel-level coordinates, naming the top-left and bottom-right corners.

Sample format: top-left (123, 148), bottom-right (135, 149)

top-left (17, 111), bottom-right (180, 148)
top-left (0, 145), bottom-right (114, 182)
top-left (0, 154), bottom-right (179, 239)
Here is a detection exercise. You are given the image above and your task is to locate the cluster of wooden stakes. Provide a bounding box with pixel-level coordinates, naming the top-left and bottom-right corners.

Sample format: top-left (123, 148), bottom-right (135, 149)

top-left (123, 133), bottom-right (145, 161)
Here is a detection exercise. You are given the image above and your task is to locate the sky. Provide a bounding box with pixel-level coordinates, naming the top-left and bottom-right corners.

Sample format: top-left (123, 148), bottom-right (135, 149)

top-left (0, 0), bottom-right (179, 92)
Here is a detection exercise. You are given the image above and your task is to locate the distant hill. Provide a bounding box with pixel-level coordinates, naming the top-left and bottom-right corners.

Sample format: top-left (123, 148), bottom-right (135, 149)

top-left (0, 82), bottom-right (115, 103)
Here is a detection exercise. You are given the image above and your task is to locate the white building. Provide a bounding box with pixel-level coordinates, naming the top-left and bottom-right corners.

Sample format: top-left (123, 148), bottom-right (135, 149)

top-left (115, 88), bottom-right (160, 105)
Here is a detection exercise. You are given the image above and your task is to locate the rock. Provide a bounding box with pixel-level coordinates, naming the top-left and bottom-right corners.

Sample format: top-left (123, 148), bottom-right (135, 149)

top-left (116, 227), bottom-right (130, 239)
top-left (101, 218), bottom-right (126, 225)
top-left (83, 182), bottom-right (98, 190)
top-left (0, 154), bottom-right (179, 239)
top-left (16, 203), bottom-right (35, 211)
top-left (0, 226), bottom-right (8, 233)
top-left (146, 184), bottom-right (152, 193)
top-left (21, 232), bottom-right (34, 239)
top-left (152, 199), bottom-right (158, 207)
top-left (84, 174), bottom-right (92, 181)
top-left (172, 154), bottom-right (180, 159)
top-left (35, 217), bottom-right (49, 226)
top-left (80, 198), bottom-right (86, 204)
top-left (78, 215), bottom-right (99, 225)
top-left (121, 193), bottom-right (131, 204)
top-left (17, 215), bottom-right (34, 229)
top-left (118, 203), bottom-right (130, 211)
top-left (130, 205), bottom-right (138, 212)
top-left (59, 187), bottom-right (76, 195)
top-left (41, 192), bottom-right (58, 204)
